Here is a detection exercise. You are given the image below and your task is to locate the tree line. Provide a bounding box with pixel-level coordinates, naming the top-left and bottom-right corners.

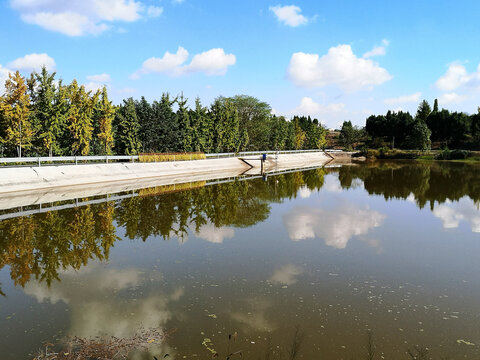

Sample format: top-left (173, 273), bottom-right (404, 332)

top-left (0, 68), bottom-right (327, 157)
top-left (339, 99), bottom-right (480, 150)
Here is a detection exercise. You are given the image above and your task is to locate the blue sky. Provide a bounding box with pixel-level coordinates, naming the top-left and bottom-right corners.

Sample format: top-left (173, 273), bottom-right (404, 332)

top-left (1, 0), bottom-right (480, 128)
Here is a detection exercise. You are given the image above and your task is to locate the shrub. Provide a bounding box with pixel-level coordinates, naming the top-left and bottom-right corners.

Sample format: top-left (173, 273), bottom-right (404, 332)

top-left (139, 152), bottom-right (206, 162)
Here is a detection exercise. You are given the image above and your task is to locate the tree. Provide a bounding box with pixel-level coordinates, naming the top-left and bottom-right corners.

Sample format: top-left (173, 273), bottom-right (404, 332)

top-left (33, 66), bottom-right (64, 156)
top-left (406, 121), bottom-right (431, 150)
top-left (66, 80), bottom-right (96, 155)
top-left (94, 86), bottom-right (115, 155)
top-left (416, 100), bottom-right (431, 123)
top-left (293, 117), bottom-right (306, 149)
top-left (177, 93), bottom-right (192, 152)
top-left (226, 95), bottom-right (271, 150)
top-left (433, 98), bottom-right (439, 113)
top-left (339, 120), bottom-right (358, 150)
top-left (114, 98), bottom-right (141, 155)
top-left (0, 71), bottom-right (33, 157)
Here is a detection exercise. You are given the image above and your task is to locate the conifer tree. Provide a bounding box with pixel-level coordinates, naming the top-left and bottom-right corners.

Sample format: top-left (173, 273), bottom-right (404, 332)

top-left (433, 98), bottom-right (439, 112)
top-left (33, 66), bottom-right (62, 156)
top-left (177, 93), bottom-right (192, 152)
top-left (114, 98), bottom-right (141, 155)
top-left (0, 71), bottom-right (33, 157)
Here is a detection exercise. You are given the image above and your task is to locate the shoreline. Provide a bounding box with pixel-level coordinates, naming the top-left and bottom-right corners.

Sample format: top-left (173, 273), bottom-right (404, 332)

top-left (0, 152), bottom-right (335, 204)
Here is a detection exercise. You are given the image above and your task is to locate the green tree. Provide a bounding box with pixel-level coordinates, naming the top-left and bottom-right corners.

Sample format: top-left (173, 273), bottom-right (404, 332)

top-left (33, 66), bottom-right (64, 156)
top-left (114, 97), bottom-right (141, 155)
top-left (226, 95), bottom-right (271, 150)
top-left (177, 93), bottom-right (192, 152)
top-left (416, 100), bottom-right (431, 123)
top-left (433, 98), bottom-right (439, 113)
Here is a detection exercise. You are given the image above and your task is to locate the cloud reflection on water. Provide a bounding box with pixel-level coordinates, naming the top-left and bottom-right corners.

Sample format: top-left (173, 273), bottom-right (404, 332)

top-left (24, 264), bottom-right (183, 341)
top-left (433, 197), bottom-right (480, 233)
top-left (283, 204), bottom-right (385, 249)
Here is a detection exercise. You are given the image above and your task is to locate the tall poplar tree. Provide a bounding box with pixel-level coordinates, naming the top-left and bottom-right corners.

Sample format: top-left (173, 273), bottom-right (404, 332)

top-left (177, 93), bottom-right (192, 152)
top-left (0, 71), bottom-right (33, 157)
top-left (66, 80), bottom-right (96, 155)
top-left (94, 86), bottom-right (115, 155)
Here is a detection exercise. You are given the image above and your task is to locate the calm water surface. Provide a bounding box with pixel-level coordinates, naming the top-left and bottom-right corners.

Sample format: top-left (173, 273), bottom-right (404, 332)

top-left (1, 161), bottom-right (480, 359)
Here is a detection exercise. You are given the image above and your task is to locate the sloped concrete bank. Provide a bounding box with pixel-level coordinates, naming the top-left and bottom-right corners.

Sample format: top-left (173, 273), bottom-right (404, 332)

top-left (0, 158), bottom-right (251, 194)
top-left (0, 151), bottom-right (335, 197)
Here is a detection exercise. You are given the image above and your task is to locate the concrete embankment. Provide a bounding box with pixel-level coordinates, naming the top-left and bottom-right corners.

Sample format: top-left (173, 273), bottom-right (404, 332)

top-left (0, 157), bottom-right (251, 194)
top-left (0, 152), bottom-right (339, 210)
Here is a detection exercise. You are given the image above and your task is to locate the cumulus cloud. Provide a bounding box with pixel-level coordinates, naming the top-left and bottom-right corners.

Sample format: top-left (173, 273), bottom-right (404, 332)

top-left (0, 65), bottom-right (13, 94)
top-left (435, 63), bottom-right (480, 91)
top-left (289, 97), bottom-right (346, 118)
top-left (7, 53), bottom-right (56, 72)
top-left (384, 92), bottom-right (422, 105)
top-left (433, 198), bottom-right (480, 233)
top-left (283, 204), bottom-right (385, 249)
top-left (270, 264), bottom-right (303, 285)
top-left (87, 73), bottom-right (111, 83)
top-left (438, 92), bottom-right (468, 105)
top-left (10, 0), bottom-right (159, 36)
top-left (196, 224), bottom-right (235, 244)
top-left (269, 5), bottom-right (308, 27)
top-left (363, 39), bottom-right (389, 59)
top-left (287, 44), bottom-right (392, 91)
top-left (132, 46), bottom-right (236, 78)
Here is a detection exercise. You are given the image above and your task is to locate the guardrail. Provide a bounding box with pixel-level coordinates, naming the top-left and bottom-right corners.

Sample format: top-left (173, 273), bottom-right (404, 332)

top-left (0, 149), bottom-right (340, 166)
top-left (0, 155), bottom-right (139, 166)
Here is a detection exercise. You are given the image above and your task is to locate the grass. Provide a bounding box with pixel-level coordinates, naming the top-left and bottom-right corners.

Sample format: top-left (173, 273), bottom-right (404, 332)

top-left (139, 152), bottom-right (206, 162)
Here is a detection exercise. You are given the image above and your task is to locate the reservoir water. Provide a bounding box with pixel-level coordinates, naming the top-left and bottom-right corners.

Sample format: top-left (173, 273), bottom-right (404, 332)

top-left (1, 161), bottom-right (479, 359)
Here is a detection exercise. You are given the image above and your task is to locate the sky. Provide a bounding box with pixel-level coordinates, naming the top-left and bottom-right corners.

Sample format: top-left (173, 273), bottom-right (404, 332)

top-left (1, 0), bottom-right (480, 129)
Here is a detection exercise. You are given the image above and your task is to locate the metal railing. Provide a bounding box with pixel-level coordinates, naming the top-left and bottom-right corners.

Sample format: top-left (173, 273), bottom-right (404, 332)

top-left (0, 149), bottom-right (340, 167)
top-left (0, 155), bottom-right (138, 166)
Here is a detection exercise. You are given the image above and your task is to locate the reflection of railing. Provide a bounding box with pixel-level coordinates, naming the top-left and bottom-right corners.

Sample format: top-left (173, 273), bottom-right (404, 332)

top-left (0, 165), bottom-right (326, 221)
top-left (0, 150), bottom-right (338, 166)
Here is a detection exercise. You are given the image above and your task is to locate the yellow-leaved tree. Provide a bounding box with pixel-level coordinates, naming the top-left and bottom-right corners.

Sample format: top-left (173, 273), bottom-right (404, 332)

top-left (0, 71), bottom-right (33, 157)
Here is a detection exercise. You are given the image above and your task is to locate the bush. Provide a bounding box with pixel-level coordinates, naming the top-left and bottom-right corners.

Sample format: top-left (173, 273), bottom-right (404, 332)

top-left (434, 149), bottom-right (472, 160)
top-left (139, 152), bottom-right (206, 162)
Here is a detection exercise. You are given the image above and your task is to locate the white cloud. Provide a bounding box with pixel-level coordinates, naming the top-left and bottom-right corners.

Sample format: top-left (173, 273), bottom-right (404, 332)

top-left (435, 63), bottom-right (476, 91)
top-left (196, 224), bottom-right (235, 244)
top-left (283, 204), bottom-right (385, 249)
top-left (270, 264), bottom-right (303, 285)
top-left (287, 44), bottom-right (392, 91)
top-left (433, 198), bottom-right (480, 233)
top-left (7, 53), bottom-right (56, 72)
top-left (269, 5), bottom-right (308, 27)
top-left (147, 5), bottom-right (163, 18)
top-left (438, 92), bottom-right (468, 105)
top-left (172, 0), bottom-right (185, 3)
top-left (289, 97), bottom-right (346, 118)
top-left (132, 46), bottom-right (236, 78)
top-left (0, 65), bottom-right (13, 94)
top-left (85, 82), bottom-right (105, 93)
top-left (11, 0), bottom-right (151, 36)
top-left (21, 12), bottom-right (108, 36)
top-left (87, 73), bottom-right (111, 83)
top-left (363, 39), bottom-right (389, 58)
top-left (384, 92), bottom-right (422, 105)
top-left (186, 48), bottom-right (236, 76)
